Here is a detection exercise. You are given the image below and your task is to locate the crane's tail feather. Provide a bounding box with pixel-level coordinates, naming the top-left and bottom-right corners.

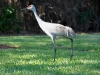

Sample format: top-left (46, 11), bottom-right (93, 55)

top-left (64, 27), bottom-right (76, 38)
top-left (71, 30), bottom-right (76, 38)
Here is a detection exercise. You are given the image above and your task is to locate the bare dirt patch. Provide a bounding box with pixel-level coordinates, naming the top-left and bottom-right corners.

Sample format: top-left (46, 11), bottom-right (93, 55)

top-left (0, 44), bottom-right (19, 49)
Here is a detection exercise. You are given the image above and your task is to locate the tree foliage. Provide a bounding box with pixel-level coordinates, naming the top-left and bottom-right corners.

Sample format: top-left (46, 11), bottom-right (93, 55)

top-left (0, 0), bottom-right (100, 34)
top-left (0, 5), bottom-right (21, 33)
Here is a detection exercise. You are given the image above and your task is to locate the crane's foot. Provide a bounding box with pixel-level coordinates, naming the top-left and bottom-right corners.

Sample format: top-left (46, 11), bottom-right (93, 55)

top-left (70, 54), bottom-right (74, 61)
top-left (53, 58), bottom-right (56, 62)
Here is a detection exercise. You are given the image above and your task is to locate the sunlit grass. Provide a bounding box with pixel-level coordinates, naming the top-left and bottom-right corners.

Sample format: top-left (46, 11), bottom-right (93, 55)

top-left (0, 33), bottom-right (100, 75)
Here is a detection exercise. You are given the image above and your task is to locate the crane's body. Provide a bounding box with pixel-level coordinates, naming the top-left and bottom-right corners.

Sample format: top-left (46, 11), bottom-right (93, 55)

top-left (38, 21), bottom-right (75, 37)
top-left (21, 4), bottom-right (76, 61)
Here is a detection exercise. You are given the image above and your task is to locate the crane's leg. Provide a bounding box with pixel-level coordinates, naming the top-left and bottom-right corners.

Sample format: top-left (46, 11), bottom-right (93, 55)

top-left (68, 38), bottom-right (73, 60)
top-left (53, 40), bottom-right (56, 62)
top-left (51, 36), bottom-right (56, 62)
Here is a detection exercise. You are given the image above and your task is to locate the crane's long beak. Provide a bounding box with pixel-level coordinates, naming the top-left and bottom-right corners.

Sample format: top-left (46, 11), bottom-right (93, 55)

top-left (21, 8), bottom-right (27, 11)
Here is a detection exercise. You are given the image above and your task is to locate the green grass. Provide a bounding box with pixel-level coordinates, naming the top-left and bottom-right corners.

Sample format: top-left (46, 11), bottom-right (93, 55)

top-left (0, 33), bottom-right (100, 75)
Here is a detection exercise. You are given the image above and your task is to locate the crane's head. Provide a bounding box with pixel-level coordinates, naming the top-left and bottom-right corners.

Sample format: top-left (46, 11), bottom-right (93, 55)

top-left (21, 4), bottom-right (35, 11)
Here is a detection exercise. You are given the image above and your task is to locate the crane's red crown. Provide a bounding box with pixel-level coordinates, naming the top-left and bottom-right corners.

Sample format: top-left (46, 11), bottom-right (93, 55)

top-left (28, 5), bottom-right (32, 8)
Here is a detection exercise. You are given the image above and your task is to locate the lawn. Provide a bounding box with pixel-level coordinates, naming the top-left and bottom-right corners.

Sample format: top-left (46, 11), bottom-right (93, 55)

top-left (0, 33), bottom-right (100, 75)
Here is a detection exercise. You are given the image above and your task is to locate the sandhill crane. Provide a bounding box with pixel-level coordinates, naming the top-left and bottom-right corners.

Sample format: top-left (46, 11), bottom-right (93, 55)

top-left (21, 4), bottom-right (76, 62)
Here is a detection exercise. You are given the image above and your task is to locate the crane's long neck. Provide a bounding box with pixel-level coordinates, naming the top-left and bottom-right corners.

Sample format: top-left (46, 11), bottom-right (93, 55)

top-left (31, 8), bottom-right (44, 25)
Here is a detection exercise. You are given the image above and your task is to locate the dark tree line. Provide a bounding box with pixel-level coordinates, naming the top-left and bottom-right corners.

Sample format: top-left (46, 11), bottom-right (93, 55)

top-left (0, 0), bottom-right (100, 34)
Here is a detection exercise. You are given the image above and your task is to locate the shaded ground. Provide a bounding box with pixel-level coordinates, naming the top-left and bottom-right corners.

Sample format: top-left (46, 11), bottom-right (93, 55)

top-left (0, 44), bottom-right (19, 49)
